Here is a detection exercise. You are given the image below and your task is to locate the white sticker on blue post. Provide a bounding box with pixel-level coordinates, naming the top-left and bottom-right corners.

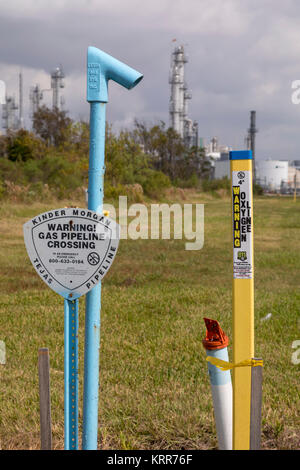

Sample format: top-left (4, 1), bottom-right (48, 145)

top-left (23, 208), bottom-right (120, 299)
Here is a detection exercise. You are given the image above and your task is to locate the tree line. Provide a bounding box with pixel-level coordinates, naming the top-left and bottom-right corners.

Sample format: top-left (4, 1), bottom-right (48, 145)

top-left (0, 105), bottom-right (214, 200)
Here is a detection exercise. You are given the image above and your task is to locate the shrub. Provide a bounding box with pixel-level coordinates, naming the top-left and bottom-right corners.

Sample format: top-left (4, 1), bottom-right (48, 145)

top-left (0, 179), bottom-right (5, 199)
top-left (173, 173), bottom-right (200, 189)
top-left (6, 129), bottom-right (46, 162)
top-left (104, 182), bottom-right (126, 200)
top-left (136, 169), bottom-right (171, 198)
top-left (253, 182), bottom-right (264, 195)
top-left (202, 177), bottom-right (230, 192)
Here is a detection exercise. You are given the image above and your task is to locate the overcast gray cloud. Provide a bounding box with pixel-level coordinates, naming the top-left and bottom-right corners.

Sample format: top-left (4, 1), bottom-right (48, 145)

top-left (1, 0), bottom-right (300, 159)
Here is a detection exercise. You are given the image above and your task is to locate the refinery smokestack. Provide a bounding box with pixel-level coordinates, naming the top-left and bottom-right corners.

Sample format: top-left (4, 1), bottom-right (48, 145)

top-left (169, 45), bottom-right (198, 148)
top-left (29, 84), bottom-right (44, 118)
top-left (248, 110), bottom-right (258, 182)
top-left (19, 71), bottom-right (24, 129)
top-left (169, 45), bottom-right (186, 137)
top-left (51, 65), bottom-right (65, 110)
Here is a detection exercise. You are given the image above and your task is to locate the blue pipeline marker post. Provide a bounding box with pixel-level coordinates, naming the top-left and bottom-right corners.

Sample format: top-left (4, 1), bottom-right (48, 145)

top-left (82, 99), bottom-right (106, 450)
top-left (82, 46), bottom-right (143, 450)
top-left (202, 318), bottom-right (232, 450)
top-left (64, 298), bottom-right (79, 450)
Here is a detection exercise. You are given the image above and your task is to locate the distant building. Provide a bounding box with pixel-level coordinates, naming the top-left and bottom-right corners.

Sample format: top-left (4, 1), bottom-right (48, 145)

top-left (206, 137), bottom-right (231, 179)
top-left (2, 96), bottom-right (19, 131)
top-left (288, 161), bottom-right (300, 192)
top-left (2, 73), bottom-right (24, 131)
top-left (214, 154), bottom-right (230, 180)
top-left (256, 160), bottom-right (289, 192)
top-left (207, 151), bottom-right (221, 161)
top-left (213, 158), bottom-right (300, 193)
top-left (213, 158), bottom-right (300, 192)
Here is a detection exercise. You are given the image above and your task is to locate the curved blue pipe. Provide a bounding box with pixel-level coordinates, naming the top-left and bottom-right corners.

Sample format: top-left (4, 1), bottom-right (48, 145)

top-left (82, 46), bottom-right (143, 450)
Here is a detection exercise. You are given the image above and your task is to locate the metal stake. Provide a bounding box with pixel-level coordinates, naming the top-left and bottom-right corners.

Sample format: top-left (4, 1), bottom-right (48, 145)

top-left (250, 358), bottom-right (263, 450)
top-left (64, 298), bottom-right (79, 450)
top-left (38, 348), bottom-right (52, 450)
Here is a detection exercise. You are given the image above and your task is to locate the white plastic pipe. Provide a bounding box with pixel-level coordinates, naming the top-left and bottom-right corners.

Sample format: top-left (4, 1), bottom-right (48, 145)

top-left (203, 318), bottom-right (232, 450)
top-left (205, 346), bottom-right (232, 450)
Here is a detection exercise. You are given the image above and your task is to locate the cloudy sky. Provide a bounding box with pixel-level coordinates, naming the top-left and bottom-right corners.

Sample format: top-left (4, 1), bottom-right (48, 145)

top-left (1, 0), bottom-right (300, 160)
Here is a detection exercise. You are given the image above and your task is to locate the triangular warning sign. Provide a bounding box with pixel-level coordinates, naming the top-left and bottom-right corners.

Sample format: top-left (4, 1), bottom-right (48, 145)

top-left (23, 208), bottom-right (119, 299)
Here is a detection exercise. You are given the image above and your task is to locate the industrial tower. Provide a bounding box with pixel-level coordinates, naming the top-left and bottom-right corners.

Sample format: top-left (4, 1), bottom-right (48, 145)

top-left (51, 65), bottom-right (65, 110)
top-left (169, 45), bottom-right (198, 148)
top-left (29, 84), bottom-right (44, 117)
top-left (2, 96), bottom-right (19, 131)
top-left (29, 65), bottom-right (65, 125)
top-left (1, 65), bottom-right (67, 131)
top-left (18, 71), bottom-right (24, 128)
top-left (2, 72), bottom-right (24, 131)
top-left (247, 110), bottom-right (258, 182)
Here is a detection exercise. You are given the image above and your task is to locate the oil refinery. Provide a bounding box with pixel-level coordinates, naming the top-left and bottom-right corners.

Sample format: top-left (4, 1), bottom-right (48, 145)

top-left (1, 44), bottom-right (299, 194)
top-left (1, 65), bottom-right (65, 131)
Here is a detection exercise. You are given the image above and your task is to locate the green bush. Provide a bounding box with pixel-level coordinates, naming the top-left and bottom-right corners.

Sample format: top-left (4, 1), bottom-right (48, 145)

top-left (173, 173), bottom-right (200, 189)
top-left (201, 177), bottom-right (230, 192)
top-left (0, 158), bottom-right (27, 185)
top-left (39, 154), bottom-right (83, 192)
top-left (23, 159), bottom-right (44, 183)
top-left (6, 129), bottom-right (46, 162)
top-left (104, 182), bottom-right (126, 200)
top-left (136, 168), bottom-right (171, 198)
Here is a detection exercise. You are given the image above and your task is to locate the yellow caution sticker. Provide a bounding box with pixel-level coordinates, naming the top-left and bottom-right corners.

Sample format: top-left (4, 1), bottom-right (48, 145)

top-left (232, 170), bottom-right (253, 279)
top-left (206, 356), bottom-right (263, 371)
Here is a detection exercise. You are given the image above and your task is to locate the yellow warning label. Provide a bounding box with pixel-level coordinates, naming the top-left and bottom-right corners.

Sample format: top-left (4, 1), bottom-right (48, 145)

top-left (232, 171), bottom-right (253, 279)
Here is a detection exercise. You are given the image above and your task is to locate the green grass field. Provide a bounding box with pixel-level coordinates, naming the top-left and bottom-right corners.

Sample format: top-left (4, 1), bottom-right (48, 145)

top-left (0, 194), bottom-right (299, 450)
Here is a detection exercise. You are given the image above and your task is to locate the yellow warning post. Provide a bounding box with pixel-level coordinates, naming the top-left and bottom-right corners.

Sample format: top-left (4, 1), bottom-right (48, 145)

top-left (230, 150), bottom-right (254, 450)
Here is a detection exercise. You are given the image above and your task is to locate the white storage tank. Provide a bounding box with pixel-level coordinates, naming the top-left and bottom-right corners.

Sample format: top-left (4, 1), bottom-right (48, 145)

top-left (256, 160), bottom-right (288, 191)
